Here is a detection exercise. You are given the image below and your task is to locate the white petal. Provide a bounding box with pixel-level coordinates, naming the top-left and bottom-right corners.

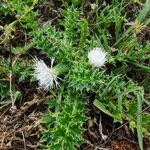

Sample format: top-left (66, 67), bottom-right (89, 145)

top-left (88, 47), bottom-right (107, 68)
top-left (33, 58), bottom-right (60, 90)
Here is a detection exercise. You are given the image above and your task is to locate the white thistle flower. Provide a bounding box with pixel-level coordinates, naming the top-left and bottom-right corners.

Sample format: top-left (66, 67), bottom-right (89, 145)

top-left (33, 58), bottom-right (61, 90)
top-left (88, 47), bottom-right (107, 68)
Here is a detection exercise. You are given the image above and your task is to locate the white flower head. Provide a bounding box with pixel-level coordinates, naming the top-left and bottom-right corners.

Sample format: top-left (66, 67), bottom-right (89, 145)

top-left (88, 47), bottom-right (107, 68)
top-left (33, 58), bottom-right (61, 90)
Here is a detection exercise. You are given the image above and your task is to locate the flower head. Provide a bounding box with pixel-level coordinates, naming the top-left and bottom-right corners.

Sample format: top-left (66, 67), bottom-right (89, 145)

top-left (33, 58), bottom-right (61, 90)
top-left (88, 47), bottom-right (107, 68)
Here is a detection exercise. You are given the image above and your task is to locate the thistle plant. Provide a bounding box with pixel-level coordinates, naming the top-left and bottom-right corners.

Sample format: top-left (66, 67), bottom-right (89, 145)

top-left (32, 4), bottom-right (150, 150)
top-left (0, 1), bottom-right (149, 150)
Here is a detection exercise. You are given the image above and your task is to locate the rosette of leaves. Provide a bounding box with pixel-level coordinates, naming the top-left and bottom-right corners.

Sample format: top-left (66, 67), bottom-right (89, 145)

top-left (68, 64), bottom-right (105, 92)
top-left (59, 4), bottom-right (79, 41)
top-left (33, 5), bottom-right (80, 63)
top-left (41, 92), bottom-right (87, 150)
top-left (33, 25), bottom-right (76, 64)
top-left (33, 27), bottom-right (60, 58)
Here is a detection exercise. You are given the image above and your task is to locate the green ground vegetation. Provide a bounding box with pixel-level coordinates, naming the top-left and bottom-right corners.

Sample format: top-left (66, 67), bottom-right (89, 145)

top-left (0, 0), bottom-right (150, 149)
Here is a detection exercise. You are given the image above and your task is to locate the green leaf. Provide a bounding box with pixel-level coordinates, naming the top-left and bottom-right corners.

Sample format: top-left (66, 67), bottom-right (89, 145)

top-left (136, 89), bottom-right (144, 150)
top-left (41, 93), bottom-right (87, 149)
top-left (137, 0), bottom-right (150, 22)
top-left (11, 41), bottom-right (35, 54)
top-left (93, 100), bottom-right (112, 117)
